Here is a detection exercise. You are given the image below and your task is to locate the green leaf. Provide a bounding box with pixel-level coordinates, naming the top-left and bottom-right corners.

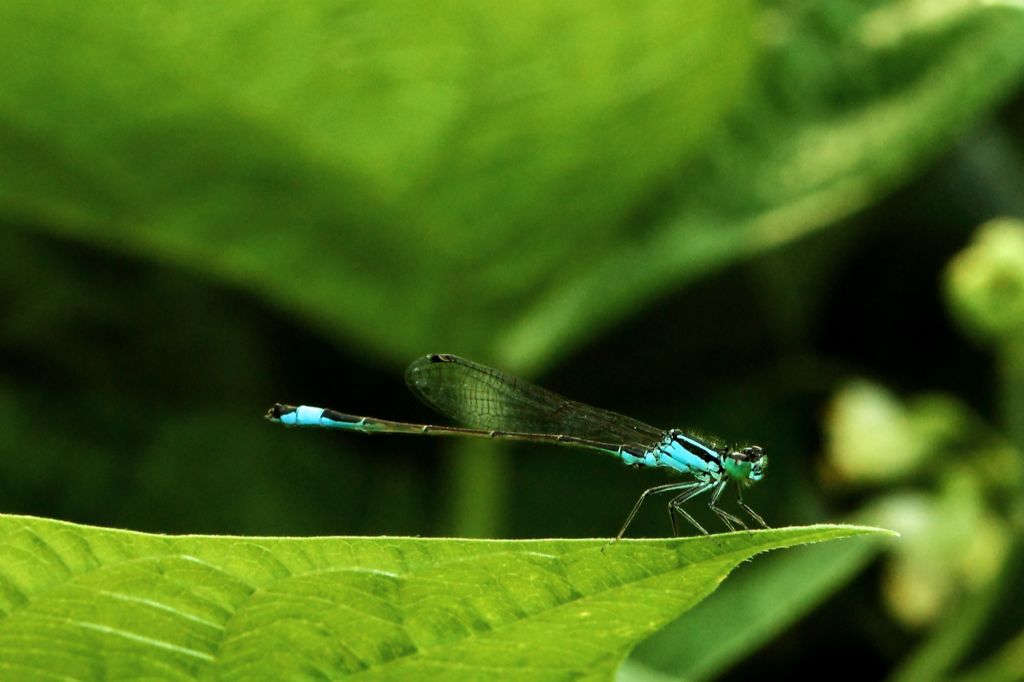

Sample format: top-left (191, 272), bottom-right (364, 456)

top-left (0, 515), bottom-right (891, 680)
top-left (622, 533), bottom-right (887, 681)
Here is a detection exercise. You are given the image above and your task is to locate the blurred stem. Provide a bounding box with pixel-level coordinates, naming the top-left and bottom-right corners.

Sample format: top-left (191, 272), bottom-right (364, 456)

top-left (1001, 341), bottom-right (1024, 458)
top-left (442, 440), bottom-right (509, 538)
top-left (952, 627), bottom-right (1024, 682)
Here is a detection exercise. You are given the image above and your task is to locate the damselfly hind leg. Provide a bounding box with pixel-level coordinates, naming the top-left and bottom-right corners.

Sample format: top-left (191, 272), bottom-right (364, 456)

top-left (667, 483), bottom-right (714, 536)
top-left (615, 481), bottom-right (704, 541)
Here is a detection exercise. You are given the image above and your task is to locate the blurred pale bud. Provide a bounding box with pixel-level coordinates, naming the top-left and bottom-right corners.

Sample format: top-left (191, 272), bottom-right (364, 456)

top-left (866, 473), bottom-right (1008, 627)
top-left (946, 218), bottom-right (1024, 342)
top-left (869, 493), bottom-right (949, 626)
top-left (825, 381), bottom-right (961, 482)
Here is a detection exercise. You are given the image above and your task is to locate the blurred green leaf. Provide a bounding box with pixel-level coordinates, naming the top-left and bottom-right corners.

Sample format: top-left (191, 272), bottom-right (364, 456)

top-left (0, 0), bottom-right (755, 368)
top-left (0, 515), bottom-right (889, 679)
top-left (501, 0), bottom-right (1024, 371)
top-left (621, 534), bottom-right (888, 681)
top-left (3, 3), bottom-right (1022, 373)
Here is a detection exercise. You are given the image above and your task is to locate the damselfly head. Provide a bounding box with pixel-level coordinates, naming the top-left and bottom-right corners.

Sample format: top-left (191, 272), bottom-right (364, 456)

top-left (265, 403), bottom-right (293, 422)
top-left (725, 445), bottom-right (767, 484)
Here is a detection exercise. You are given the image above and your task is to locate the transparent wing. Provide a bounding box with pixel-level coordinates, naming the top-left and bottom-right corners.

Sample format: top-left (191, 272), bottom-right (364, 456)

top-left (405, 354), bottom-right (667, 449)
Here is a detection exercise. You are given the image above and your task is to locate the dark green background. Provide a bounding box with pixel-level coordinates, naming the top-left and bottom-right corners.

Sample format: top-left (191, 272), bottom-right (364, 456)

top-left (2, 1), bottom-right (1023, 679)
